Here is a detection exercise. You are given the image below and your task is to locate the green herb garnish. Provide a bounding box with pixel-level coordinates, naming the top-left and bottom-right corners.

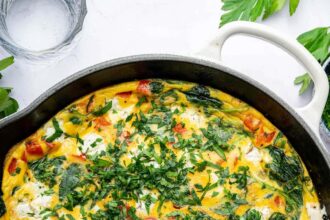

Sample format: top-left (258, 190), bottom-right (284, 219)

top-left (46, 118), bottom-right (64, 142)
top-left (92, 101), bottom-right (112, 116)
top-left (220, 0), bottom-right (300, 27)
top-left (0, 56), bottom-right (18, 119)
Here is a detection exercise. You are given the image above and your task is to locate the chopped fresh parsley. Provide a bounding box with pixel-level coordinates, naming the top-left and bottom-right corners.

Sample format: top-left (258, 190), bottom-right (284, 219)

top-left (46, 118), bottom-right (64, 142)
top-left (69, 116), bottom-right (82, 125)
top-left (213, 189), bottom-right (247, 217)
top-left (242, 209), bottom-right (262, 220)
top-left (92, 101), bottom-right (112, 116)
top-left (229, 166), bottom-right (249, 189)
top-left (269, 212), bottom-right (287, 220)
top-left (28, 156), bottom-right (66, 187)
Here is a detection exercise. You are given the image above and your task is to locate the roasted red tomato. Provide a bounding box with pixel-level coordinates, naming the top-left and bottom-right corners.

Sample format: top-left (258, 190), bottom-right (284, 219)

top-left (93, 116), bottom-right (111, 129)
top-left (21, 151), bottom-right (28, 163)
top-left (274, 195), bottom-right (283, 207)
top-left (243, 114), bottom-right (261, 131)
top-left (255, 126), bottom-right (275, 146)
top-left (25, 140), bottom-right (43, 156)
top-left (45, 141), bottom-right (56, 149)
top-left (71, 154), bottom-right (87, 161)
top-left (173, 123), bottom-right (187, 134)
top-left (8, 158), bottom-right (18, 174)
top-left (137, 80), bottom-right (151, 96)
top-left (116, 91), bottom-right (132, 98)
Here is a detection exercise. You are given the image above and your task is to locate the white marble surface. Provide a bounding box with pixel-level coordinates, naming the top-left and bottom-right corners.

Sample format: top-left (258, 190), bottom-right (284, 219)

top-left (0, 0), bottom-right (330, 121)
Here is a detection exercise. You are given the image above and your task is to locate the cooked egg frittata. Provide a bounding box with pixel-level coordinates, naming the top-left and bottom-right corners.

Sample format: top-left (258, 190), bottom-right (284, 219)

top-left (1, 80), bottom-right (325, 220)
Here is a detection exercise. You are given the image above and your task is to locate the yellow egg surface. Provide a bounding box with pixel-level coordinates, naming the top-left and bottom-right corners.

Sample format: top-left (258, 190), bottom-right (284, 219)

top-left (0, 80), bottom-right (325, 220)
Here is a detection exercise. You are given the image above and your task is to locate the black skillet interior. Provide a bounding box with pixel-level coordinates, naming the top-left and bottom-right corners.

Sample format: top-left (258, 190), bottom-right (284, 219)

top-left (0, 58), bottom-right (329, 212)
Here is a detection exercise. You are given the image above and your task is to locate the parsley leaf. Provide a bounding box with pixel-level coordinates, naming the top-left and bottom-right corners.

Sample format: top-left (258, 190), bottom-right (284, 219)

top-left (294, 73), bottom-right (312, 95)
top-left (289, 0), bottom-right (300, 15)
top-left (0, 56), bottom-right (14, 71)
top-left (28, 156), bottom-right (66, 187)
top-left (92, 101), bottom-right (112, 116)
top-left (294, 27), bottom-right (330, 94)
top-left (297, 27), bottom-right (330, 64)
top-left (242, 209), bottom-right (262, 220)
top-left (220, 0), bottom-right (300, 27)
top-left (269, 212), bottom-right (287, 220)
top-left (46, 118), bottom-right (64, 142)
top-left (229, 166), bottom-right (249, 189)
top-left (0, 56), bottom-right (18, 119)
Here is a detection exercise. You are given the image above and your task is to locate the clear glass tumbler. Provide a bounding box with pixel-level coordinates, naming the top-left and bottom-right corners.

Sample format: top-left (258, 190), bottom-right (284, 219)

top-left (0, 0), bottom-right (87, 61)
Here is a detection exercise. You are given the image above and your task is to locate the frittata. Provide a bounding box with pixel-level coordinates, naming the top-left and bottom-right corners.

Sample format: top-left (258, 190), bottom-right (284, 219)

top-left (1, 80), bottom-right (326, 220)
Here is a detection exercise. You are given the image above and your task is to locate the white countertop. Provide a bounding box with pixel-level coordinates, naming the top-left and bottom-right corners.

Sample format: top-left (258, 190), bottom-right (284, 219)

top-left (0, 0), bottom-right (330, 128)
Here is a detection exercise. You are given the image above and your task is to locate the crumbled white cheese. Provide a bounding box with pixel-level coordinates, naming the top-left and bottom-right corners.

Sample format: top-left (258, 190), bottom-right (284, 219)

top-left (255, 207), bottom-right (271, 219)
top-left (31, 195), bottom-right (52, 210)
top-left (180, 108), bottom-right (206, 128)
top-left (145, 161), bottom-right (160, 168)
top-left (210, 172), bottom-right (219, 182)
top-left (245, 147), bottom-right (262, 164)
top-left (108, 98), bottom-right (133, 124)
top-left (81, 133), bottom-right (106, 155)
top-left (306, 202), bottom-right (327, 220)
top-left (128, 148), bottom-right (141, 158)
top-left (92, 205), bottom-right (100, 212)
top-left (15, 182), bottom-right (52, 218)
top-left (15, 203), bottom-right (33, 218)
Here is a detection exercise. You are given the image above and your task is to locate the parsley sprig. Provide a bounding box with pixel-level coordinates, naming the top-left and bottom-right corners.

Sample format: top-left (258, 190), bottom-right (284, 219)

top-left (220, 0), bottom-right (300, 27)
top-left (293, 27), bottom-right (330, 130)
top-left (0, 56), bottom-right (18, 119)
top-left (294, 27), bottom-right (330, 94)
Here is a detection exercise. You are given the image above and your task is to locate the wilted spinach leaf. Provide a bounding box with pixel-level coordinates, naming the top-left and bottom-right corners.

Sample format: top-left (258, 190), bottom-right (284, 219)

top-left (149, 81), bottom-right (164, 94)
top-left (265, 146), bottom-right (304, 216)
top-left (183, 85), bottom-right (223, 108)
top-left (266, 146), bottom-right (302, 183)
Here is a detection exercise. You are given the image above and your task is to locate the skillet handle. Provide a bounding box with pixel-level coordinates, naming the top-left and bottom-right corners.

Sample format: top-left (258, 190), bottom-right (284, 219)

top-left (199, 21), bottom-right (329, 135)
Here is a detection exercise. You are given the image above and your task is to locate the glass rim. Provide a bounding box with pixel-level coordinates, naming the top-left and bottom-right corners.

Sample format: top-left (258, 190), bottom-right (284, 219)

top-left (0, 0), bottom-right (87, 61)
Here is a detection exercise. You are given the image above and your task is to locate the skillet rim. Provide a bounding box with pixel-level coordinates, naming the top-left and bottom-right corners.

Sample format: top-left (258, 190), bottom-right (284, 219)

top-left (0, 53), bottom-right (329, 167)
